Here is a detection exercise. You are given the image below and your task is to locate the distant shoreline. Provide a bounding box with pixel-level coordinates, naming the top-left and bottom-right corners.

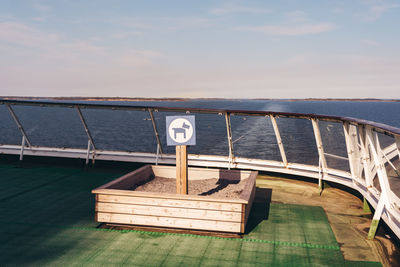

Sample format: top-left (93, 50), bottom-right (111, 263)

top-left (1, 96), bottom-right (399, 102)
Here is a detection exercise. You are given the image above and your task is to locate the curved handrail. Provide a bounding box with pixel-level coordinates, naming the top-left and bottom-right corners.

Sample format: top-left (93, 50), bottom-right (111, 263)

top-left (1, 98), bottom-right (399, 136)
top-left (0, 98), bottom-right (400, 241)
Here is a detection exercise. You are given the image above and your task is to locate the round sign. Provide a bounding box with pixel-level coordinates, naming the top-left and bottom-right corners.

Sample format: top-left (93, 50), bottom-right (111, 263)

top-left (168, 118), bottom-right (194, 144)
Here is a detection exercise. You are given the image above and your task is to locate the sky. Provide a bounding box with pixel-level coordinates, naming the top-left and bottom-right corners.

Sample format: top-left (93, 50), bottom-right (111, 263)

top-left (0, 0), bottom-right (399, 99)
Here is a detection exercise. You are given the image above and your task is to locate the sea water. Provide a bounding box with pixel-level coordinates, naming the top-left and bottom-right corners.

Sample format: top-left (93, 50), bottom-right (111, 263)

top-left (0, 100), bottom-right (399, 171)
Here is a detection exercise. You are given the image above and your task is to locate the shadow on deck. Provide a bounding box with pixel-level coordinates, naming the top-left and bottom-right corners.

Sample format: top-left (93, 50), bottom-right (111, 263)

top-left (0, 156), bottom-right (382, 266)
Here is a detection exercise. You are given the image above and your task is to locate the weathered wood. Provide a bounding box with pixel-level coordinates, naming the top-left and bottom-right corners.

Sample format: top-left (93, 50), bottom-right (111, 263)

top-left (93, 165), bottom-right (257, 233)
top-left (240, 204), bottom-right (246, 233)
top-left (240, 171), bottom-right (257, 201)
top-left (94, 189), bottom-right (248, 204)
top-left (97, 194), bottom-right (243, 211)
top-left (152, 165), bottom-right (252, 180)
top-left (95, 194), bottom-right (99, 221)
top-left (244, 185), bottom-right (256, 225)
top-left (97, 212), bottom-right (242, 232)
top-left (99, 223), bottom-right (243, 238)
top-left (176, 145), bottom-right (188, 194)
top-left (96, 202), bottom-right (242, 222)
top-left (94, 165), bottom-right (153, 190)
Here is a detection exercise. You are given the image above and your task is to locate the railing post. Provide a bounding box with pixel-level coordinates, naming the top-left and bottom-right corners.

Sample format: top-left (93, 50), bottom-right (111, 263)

top-left (396, 136), bottom-right (400, 160)
top-left (148, 108), bottom-right (164, 156)
top-left (225, 113), bottom-right (234, 169)
top-left (311, 118), bottom-right (328, 193)
top-left (85, 140), bottom-right (91, 165)
top-left (19, 136), bottom-right (26, 161)
top-left (358, 126), bottom-right (373, 187)
top-left (76, 106), bottom-right (96, 164)
top-left (368, 197), bottom-right (385, 240)
top-left (343, 122), bottom-right (361, 181)
top-left (156, 144), bottom-right (160, 165)
top-left (366, 127), bottom-right (393, 239)
top-left (269, 115), bottom-right (288, 167)
top-left (6, 104), bottom-right (32, 148)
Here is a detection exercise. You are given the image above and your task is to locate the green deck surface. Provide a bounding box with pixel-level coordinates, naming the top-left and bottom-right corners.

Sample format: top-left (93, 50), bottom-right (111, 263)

top-left (0, 160), bottom-right (381, 266)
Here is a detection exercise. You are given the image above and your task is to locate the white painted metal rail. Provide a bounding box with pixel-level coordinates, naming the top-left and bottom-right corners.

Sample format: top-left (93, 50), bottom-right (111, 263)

top-left (0, 99), bottom-right (399, 240)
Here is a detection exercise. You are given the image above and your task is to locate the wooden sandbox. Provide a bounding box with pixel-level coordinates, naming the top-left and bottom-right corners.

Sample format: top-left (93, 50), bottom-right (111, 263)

top-left (92, 165), bottom-right (257, 233)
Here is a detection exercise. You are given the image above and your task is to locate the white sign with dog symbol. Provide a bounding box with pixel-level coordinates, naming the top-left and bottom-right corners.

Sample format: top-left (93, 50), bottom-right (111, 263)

top-left (166, 115), bottom-right (196, 146)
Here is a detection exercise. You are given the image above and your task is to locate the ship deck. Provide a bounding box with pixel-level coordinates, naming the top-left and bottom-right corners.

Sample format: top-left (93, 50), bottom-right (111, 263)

top-left (0, 156), bottom-right (384, 266)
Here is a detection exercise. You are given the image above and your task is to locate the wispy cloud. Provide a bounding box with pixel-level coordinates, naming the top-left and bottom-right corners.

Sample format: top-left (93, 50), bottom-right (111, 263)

top-left (0, 20), bottom-right (161, 64)
top-left (0, 21), bottom-right (59, 47)
top-left (31, 3), bottom-right (51, 22)
top-left (110, 31), bottom-right (143, 39)
top-left (237, 23), bottom-right (336, 36)
top-left (359, 0), bottom-right (400, 21)
top-left (210, 4), bottom-right (271, 15)
top-left (114, 49), bottom-right (163, 67)
top-left (284, 11), bottom-right (309, 23)
top-left (32, 17), bottom-right (45, 22)
top-left (156, 16), bottom-right (218, 32)
top-left (32, 3), bottom-right (51, 12)
top-left (362, 39), bottom-right (380, 46)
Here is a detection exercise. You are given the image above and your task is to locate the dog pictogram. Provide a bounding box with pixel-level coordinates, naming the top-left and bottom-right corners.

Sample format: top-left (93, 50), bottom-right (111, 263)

top-left (172, 122), bottom-right (190, 139)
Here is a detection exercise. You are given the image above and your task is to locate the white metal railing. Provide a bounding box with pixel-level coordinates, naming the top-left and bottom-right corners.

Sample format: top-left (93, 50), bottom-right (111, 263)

top-left (0, 99), bottom-right (399, 240)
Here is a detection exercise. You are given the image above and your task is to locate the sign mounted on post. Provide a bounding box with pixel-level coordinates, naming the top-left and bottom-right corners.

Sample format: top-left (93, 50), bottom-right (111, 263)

top-left (166, 116), bottom-right (196, 146)
top-left (166, 115), bottom-right (196, 195)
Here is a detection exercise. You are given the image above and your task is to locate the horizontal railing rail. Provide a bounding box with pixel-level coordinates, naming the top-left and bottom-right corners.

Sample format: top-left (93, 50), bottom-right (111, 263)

top-left (0, 99), bottom-right (399, 241)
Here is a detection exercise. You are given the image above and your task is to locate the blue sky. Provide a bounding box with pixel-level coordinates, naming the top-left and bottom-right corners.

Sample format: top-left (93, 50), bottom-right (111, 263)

top-left (0, 0), bottom-right (399, 98)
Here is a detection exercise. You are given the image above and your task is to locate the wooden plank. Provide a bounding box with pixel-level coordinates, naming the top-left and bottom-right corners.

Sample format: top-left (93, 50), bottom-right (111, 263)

top-left (152, 165), bottom-right (252, 180)
top-left (240, 171), bottom-right (258, 201)
top-left (95, 194), bottom-right (99, 221)
top-left (96, 202), bottom-right (242, 222)
top-left (97, 194), bottom-right (243, 211)
top-left (99, 223), bottom-right (243, 238)
top-left (93, 165), bottom-right (153, 190)
top-left (240, 204), bottom-right (246, 233)
top-left (97, 212), bottom-right (242, 233)
top-left (244, 185), bottom-right (256, 225)
top-left (93, 189), bottom-right (247, 204)
top-left (176, 145), bottom-right (188, 194)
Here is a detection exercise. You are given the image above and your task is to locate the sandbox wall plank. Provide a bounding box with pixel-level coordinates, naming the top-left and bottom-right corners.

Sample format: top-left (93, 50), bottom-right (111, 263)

top-left (151, 165), bottom-right (252, 180)
top-left (93, 188), bottom-right (248, 204)
top-left (240, 171), bottom-right (258, 201)
top-left (95, 165), bottom-right (153, 190)
top-left (97, 212), bottom-right (242, 233)
top-left (97, 194), bottom-right (243, 212)
top-left (93, 165), bottom-right (257, 233)
top-left (96, 202), bottom-right (243, 222)
top-left (244, 185), bottom-right (256, 225)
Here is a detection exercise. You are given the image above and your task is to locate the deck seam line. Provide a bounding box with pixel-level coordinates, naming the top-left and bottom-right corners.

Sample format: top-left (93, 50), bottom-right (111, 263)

top-left (0, 220), bottom-right (340, 250)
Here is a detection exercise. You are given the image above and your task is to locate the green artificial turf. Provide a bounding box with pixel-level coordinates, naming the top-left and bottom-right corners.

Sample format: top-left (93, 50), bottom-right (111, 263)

top-left (0, 160), bottom-right (381, 266)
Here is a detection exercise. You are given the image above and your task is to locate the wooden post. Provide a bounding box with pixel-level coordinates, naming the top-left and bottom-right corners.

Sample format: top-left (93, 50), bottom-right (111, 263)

top-left (176, 145), bottom-right (188, 194)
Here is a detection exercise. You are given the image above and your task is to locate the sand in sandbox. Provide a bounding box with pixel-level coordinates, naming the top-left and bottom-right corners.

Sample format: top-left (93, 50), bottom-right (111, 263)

top-left (133, 177), bottom-right (247, 199)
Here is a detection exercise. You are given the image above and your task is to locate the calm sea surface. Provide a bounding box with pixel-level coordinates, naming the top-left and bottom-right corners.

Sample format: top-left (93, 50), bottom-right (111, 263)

top-left (1, 100), bottom-right (399, 171)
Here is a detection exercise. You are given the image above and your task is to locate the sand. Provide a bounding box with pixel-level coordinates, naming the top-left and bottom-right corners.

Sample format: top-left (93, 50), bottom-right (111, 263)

top-left (133, 176), bottom-right (247, 199)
